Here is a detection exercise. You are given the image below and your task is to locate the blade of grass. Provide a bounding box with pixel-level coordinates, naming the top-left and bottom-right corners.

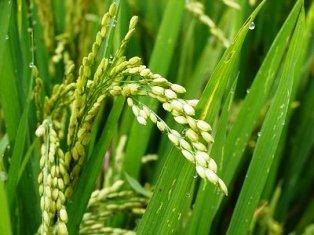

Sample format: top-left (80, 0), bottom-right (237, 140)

top-left (6, 91), bottom-right (31, 209)
top-left (186, 78), bottom-right (237, 234)
top-left (196, 0), bottom-right (265, 122)
top-left (0, 47), bottom-right (22, 142)
top-left (0, 136), bottom-right (11, 235)
top-left (275, 2), bottom-right (314, 219)
top-left (187, 1), bottom-right (304, 233)
top-left (0, 0), bottom-right (11, 59)
top-left (7, 3), bottom-right (26, 106)
top-left (227, 6), bottom-right (305, 234)
top-left (137, 147), bottom-right (196, 234)
top-left (7, 92), bottom-right (40, 233)
top-left (0, 134), bottom-right (9, 157)
top-left (0, 180), bottom-right (11, 235)
top-left (222, 0), bottom-right (303, 202)
top-left (18, 1), bottom-right (43, 232)
top-left (32, 2), bottom-right (50, 91)
top-left (260, 1), bottom-right (314, 201)
top-left (67, 97), bottom-right (125, 235)
top-left (19, 0), bottom-right (33, 96)
top-left (5, 4), bottom-right (36, 211)
top-left (137, 2), bottom-right (266, 233)
top-left (17, 140), bottom-right (37, 181)
top-left (276, 79), bottom-right (314, 219)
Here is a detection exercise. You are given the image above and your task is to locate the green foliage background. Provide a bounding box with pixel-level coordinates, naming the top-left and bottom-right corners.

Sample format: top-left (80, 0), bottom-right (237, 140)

top-left (0, 0), bottom-right (313, 234)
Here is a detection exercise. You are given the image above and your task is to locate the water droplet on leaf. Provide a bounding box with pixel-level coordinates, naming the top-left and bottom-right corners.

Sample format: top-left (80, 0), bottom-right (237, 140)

top-left (249, 22), bottom-right (255, 30)
top-left (109, 55), bottom-right (114, 64)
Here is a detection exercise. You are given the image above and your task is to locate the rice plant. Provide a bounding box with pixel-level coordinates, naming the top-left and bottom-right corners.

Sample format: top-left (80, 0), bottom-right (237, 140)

top-left (0, 0), bottom-right (313, 234)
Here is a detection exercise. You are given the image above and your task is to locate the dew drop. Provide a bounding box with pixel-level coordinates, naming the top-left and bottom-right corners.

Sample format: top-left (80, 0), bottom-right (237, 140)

top-left (29, 62), bottom-right (34, 68)
top-left (5, 35), bottom-right (9, 40)
top-left (186, 193), bottom-right (191, 198)
top-left (246, 89), bottom-right (250, 94)
top-left (249, 22), bottom-right (255, 30)
top-left (109, 55), bottom-right (114, 64)
top-left (193, 174), bottom-right (198, 179)
top-left (257, 132), bottom-right (261, 137)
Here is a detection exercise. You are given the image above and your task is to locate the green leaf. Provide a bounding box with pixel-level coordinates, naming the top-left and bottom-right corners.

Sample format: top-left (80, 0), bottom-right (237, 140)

top-left (124, 172), bottom-right (152, 198)
top-left (6, 102), bottom-right (30, 209)
top-left (187, 1), bottom-right (304, 233)
top-left (0, 47), bottom-right (22, 142)
top-left (186, 78), bottom-right (238, 234)
top-left (5, 15), bottom-right (36, 210)
top-left (18, 140), bottom-right (37, 181)
top-left (276, 77), bottom-right (314, 219)
top-left (0, 181), bottom-right (11, 235)
top-left (137, 147), bottom-right (195, 234)
top-left (262, 0), bottom-right (314, 206)
top-left (196, 1), bottom-right (265, 121)
top-left (138, 2), bottom-right (266, 233)
top-left (0, 0), bottom-right (11, 60)
top-left (0, 134), bottom-right (9, 157)
top-left (227, 5), bottom-right (305, 234)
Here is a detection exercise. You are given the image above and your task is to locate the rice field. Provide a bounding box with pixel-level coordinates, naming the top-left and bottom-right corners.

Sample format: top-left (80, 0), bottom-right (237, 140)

top-left (0, 0), bottom-right (313, 234)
